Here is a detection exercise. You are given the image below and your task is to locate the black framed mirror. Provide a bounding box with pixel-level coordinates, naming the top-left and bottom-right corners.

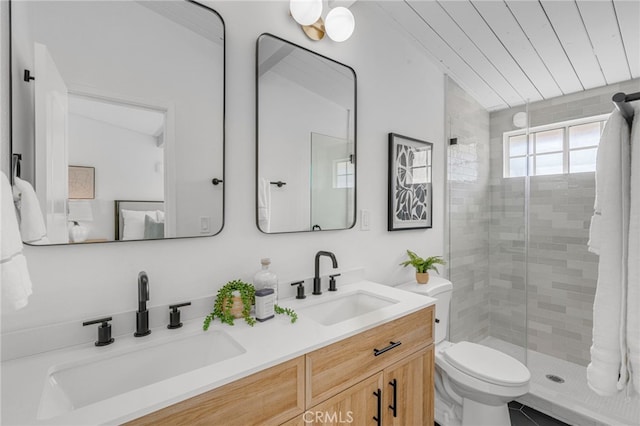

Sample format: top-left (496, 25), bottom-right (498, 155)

top-left (256, 33), bottom-right (357, 234)
top-left (10, 0), bottom-right (225, 245)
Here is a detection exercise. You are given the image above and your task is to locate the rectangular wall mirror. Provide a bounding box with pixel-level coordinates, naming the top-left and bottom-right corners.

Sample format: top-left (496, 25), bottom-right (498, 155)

top-left (256, 33), bottom-right (356, 233)
top-left (10, 0), bottom-right (225, 245)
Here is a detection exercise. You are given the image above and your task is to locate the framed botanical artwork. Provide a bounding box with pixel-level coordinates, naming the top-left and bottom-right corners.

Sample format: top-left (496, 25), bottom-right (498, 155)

top-left (68, 166), bottom-right (95, 199)
top-left (388, 133), bottom-right (433, 231)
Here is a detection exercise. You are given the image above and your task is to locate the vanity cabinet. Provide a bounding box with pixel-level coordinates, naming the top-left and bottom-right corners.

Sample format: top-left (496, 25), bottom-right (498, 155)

top-left (383, 346), bottom-right (434, 426)
top-left (283, 373), bottom-right (385, 426)
top-left (305, 307), bottom-right (433, 407)
top-left (284, 306), bottom-right (434, 425)
top-left (126, 356), bottom-right (305, 426)
top-left (127, 306), bottom-right (434, 426)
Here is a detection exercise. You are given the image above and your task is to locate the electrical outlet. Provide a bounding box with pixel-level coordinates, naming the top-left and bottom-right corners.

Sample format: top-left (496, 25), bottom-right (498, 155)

top-left (360, 209), bottom-right (370, 231)
top-left (200, 216), bottom-right (211, 233)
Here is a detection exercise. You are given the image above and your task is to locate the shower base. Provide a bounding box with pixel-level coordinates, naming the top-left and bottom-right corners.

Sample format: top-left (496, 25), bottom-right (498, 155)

top-left (481, 337), bottom-right (639, 426)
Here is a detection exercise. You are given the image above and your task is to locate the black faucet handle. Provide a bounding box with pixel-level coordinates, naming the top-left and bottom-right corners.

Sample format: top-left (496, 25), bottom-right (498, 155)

top-left (168, 302), bottom-right (191, 329)
top-left (291, 281), bottom-right (306, 299)
top-left (328, 274), bottom-right (341, 291)
top-left (83, 316), bottom-right (114, 346)
top-left (169, 301), bottom-right (191, 311)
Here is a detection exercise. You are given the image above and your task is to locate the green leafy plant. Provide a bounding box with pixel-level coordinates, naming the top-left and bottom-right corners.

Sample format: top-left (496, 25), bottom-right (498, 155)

top-left (274, 305), bottom-right (298, 323)
top-left (400, 250), bottom-right (446, 274)
top-left (203, 280), bottom-right (298, 329)
top-left (203, 279), bottom-right (256, 329)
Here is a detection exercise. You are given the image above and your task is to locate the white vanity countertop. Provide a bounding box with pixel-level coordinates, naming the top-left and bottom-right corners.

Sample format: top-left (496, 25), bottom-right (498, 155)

top-left (1, 281), bottom-right (435, 425)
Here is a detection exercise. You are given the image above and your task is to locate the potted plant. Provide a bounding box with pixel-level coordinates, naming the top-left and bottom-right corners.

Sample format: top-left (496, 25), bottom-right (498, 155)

top-left (400, 250), bottom-right (446, 284)
top-left (203, 280), bottom-right (297, 330)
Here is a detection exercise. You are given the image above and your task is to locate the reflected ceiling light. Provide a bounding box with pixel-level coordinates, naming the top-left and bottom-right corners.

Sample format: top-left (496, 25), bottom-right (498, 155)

top-left (290, 0), bottom-right (355, 42)
top-left (290, 0), bottom-right (323, 26)
top-left (325, 7), bottom-right (355, 42)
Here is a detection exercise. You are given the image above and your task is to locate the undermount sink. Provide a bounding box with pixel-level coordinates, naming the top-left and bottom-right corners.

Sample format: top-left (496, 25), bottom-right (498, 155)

top-left (37, 330), bottom-right (245, 420)
top-left (298, 291), bottom-right (399, 325)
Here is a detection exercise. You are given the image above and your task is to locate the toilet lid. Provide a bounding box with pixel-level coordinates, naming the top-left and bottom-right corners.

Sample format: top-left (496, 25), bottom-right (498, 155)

top-left (443, 341), bottom-right (530, 387)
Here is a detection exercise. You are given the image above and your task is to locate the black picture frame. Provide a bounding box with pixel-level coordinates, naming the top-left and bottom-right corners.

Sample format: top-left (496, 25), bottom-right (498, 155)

top-left (388, 133), bottom-right (433, 231)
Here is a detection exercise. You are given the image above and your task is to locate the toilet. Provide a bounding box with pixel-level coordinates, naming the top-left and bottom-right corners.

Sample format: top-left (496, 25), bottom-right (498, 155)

top-left (398, 277), bottom-right (530, 426)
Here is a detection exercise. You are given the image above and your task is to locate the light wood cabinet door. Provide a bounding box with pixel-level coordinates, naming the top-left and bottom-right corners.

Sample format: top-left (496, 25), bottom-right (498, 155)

top-left (383, 346), bottom-right (434, 426)
top-left (306, 306), bottom-right (434, 407)
top-left (126, 356), bottom-right (305, 426)
top-left (283, 373), bottom-right (384, 426)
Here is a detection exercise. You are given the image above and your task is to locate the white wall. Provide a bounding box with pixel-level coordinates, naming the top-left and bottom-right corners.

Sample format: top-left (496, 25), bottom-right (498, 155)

top-left (1, 1), bottom-right (445, 333)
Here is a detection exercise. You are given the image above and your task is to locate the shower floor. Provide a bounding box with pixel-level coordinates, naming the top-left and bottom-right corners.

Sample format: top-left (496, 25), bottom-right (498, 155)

top-left (481, 337), bottom-right (640, 426)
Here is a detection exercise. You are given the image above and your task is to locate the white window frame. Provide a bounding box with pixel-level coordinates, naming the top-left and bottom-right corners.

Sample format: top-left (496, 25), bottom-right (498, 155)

top-left (503, 113), bottom-right (610, 178)
top-left (333, 157), bottom-right (354, 189)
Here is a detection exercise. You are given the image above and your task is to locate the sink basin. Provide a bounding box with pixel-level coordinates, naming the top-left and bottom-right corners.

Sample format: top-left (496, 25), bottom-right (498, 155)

top-left (37, 330), bottom-right (245, 420)
top-left (298, 291), bottom-right (398, 325)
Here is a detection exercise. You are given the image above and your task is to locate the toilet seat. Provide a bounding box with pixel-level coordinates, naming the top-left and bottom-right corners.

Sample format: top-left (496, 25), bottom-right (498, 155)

top-left (443, 341), bottom-right (530, 387)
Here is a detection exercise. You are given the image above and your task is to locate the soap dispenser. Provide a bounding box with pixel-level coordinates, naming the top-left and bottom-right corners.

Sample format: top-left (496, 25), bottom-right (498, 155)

top-left (253, 258), bottom-right (279, 303)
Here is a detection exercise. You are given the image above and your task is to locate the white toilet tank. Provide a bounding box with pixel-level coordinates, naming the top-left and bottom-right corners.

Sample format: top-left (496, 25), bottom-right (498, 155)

top-left (397, 277), bottom-right (452, 344)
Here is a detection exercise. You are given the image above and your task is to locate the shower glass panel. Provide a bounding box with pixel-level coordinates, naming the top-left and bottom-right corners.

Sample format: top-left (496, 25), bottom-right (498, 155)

top-left (444, 77), bottom-right (528, 365)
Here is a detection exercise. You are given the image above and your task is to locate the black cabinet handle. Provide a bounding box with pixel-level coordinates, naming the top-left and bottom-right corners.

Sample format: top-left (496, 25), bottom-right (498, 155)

top-left (388, 378), bottom-right (397, 417)
top-left (373, 389), bottom-right (382, 425)
top-left (373, 341), bottom-right (402, 356)
top-left (211, 178), bottom-right (223, 185)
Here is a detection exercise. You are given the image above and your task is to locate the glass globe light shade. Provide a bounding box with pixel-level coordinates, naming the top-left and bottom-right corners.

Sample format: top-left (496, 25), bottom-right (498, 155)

top-left (290, 0), bottom-right (323, 26)
top-left (325, 7), bottom-right (355, 42)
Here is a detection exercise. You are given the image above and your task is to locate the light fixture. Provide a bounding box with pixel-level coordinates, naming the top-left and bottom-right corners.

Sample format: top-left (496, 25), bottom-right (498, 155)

top-left (290, 0), bottom-right (355, 42)
top-left (512, 111), bottom-right (528, 128)
top-left (290, 0), bottom-right (323, 26)
top-left (325, 7), bottom-right (354, 42)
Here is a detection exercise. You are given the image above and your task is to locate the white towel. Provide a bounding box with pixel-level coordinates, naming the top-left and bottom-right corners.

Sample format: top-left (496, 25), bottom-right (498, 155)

top-left (1, 172), bottom-right (33, 311)
top-left (627, 104), bottom-right (640, 395)
top-left (587, 109), bottom-right (630, 396)
top-left (12, 176), bottom-right (48, 244)
top-left (258, 177), bottom-right (271, 233)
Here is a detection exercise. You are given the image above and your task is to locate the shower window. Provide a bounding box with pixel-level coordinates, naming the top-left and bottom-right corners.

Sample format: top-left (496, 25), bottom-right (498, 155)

top-left (503, 114), bottom-right (609, 177)
top-left (333, 158), bottom-right (354, 189)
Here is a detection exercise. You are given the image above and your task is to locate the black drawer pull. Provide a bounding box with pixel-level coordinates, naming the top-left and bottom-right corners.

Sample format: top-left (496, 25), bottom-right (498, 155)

top-left (373, 389), bottom-right (382, 425)
top-left (373, 341), bottom-right (402, 356)
top-left (389, 378), bottom-right (397, 417)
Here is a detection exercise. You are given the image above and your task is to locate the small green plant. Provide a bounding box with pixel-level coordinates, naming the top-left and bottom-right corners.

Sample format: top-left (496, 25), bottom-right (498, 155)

top-left (275, 304), bottom-right (298, 323)
top-left (203, 279), bottom-right (256, 329)
top-left (400, 250), bottom-right (446, 274)
top-left (203, 280), bottom-right (298, 329)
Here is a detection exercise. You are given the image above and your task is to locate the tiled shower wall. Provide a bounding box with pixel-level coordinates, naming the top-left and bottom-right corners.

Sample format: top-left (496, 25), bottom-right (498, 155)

top-left (489, 78), bottom-right (640, 366)
top-left (445, 78), bottom-right (490, 344)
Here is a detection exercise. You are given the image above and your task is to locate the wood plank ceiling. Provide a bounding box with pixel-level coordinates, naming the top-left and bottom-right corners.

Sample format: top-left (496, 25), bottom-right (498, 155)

top-left (373, 0), bottom-right (640, 111)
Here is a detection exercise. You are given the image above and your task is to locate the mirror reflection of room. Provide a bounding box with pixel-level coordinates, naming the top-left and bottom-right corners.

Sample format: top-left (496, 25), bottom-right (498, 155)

top-left (10, 0), bottom-right (225, 245)
top-left (256, 34), bottom-right (356, 233)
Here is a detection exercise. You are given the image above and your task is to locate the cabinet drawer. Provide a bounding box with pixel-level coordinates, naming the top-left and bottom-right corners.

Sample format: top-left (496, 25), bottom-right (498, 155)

top-left (126, 356), bottom-right (305, 426)
top-left (306, 306), bottom-right (433, 407)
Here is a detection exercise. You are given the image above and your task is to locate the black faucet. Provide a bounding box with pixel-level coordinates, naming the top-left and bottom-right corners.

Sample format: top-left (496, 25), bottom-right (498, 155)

top-left (134, 271), bottom-right (151, 337)
top-left (313, 251), bottom-right (338, 295)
